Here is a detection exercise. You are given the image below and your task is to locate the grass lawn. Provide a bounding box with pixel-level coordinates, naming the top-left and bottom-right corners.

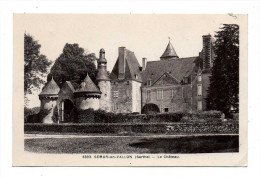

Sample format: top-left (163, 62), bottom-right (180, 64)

top-left (24, 135), bottom-right (238, 154)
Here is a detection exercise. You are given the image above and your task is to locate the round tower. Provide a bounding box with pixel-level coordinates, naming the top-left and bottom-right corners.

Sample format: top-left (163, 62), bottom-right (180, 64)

top-left (74, 74), bottom-right (101, 110)
top-left (96, 48), bottom-right (111, 111)
top-left (38, 77), bottom-right (60, 123)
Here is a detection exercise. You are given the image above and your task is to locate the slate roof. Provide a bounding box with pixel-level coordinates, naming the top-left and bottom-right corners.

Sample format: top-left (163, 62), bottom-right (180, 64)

top-left (75, 74), bottom-right (101, 93)
top-left (141, 56), bottom-right (199, 86)
top-left (160, 41), bottom-right (179, 59)
top-left (110, 48), bottom-right (142, 82)
top-left (39, 77), bottom-right (60, 96)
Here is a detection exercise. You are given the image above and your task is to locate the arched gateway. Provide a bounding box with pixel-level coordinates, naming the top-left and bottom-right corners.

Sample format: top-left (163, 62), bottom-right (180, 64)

top-left (141, 103), bottom-right (160, 114)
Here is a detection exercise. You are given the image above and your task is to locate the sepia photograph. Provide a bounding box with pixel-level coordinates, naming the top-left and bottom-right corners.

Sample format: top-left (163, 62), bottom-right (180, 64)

top-left (13, 14), bottom-right (247, 166)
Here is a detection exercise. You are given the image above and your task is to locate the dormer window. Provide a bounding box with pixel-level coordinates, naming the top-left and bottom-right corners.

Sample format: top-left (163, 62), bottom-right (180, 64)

top-left (183, 77), bottom-right (188, 84)
top-left (135, 74), bottom-right (138, 79)
top-left (147, 80), bottom-right (152, 86)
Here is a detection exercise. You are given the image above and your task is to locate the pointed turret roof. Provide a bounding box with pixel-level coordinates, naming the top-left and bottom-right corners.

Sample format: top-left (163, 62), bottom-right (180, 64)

top-left (39, 77), bottom-right (60, 96)
top-left (75, 74), bottom-right (101, 93)
top-left (160, 41), bottom-right (179, 60)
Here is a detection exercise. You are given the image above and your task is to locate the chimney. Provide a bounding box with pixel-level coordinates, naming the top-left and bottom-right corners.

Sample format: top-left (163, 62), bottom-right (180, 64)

top-left (202, 34), bottom-right (214, 70)
top-left (142, 58), bottom-right (147, 71)
top-left (118, 47), bottom-right (126, 80)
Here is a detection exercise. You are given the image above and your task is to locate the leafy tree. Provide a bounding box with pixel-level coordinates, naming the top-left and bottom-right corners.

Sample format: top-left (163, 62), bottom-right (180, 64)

top-left (47, 43), bottom-right (97, 88)
top-left (206, 24), bottom-right (239, 116)
top-left (24, 33), bottom-right (52, 96)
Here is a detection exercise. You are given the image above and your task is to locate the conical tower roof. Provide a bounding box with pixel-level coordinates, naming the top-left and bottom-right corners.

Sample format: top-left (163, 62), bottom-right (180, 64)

top-left (160, 41), bottom-right (179, 60)
top-left (75, 74), bottom-right (101, 93)
top-left (39, 77), bottom-right (60, 96)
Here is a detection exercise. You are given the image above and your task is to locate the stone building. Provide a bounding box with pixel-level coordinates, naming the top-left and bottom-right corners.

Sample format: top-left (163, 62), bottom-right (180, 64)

top-left (141, 35), bottom-right (214, 113)
top-left (110, 47), bottom-right (142, 113)
top-left (39, 34), bottom-right (214, 123)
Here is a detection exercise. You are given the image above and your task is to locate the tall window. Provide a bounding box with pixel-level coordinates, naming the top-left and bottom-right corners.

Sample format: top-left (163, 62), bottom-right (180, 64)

top-left (197, 101), bottom-right (202, 111)
top-left (113, 103), bottom-right (118, 111)
top-left (197, 84), bottom-right (202, 96)
top-left (198, 74), bottom-right (202, 82)
top-left (113, 90), bottom-right (119, 98)
top-left (157, 89), bottom-right (163, 100)
top-left (171, 89), bottom-right (175, 98)
top-left (146, 90), bottom-right (151, 101)
top-left (182, 87), bottom-right (186, 98)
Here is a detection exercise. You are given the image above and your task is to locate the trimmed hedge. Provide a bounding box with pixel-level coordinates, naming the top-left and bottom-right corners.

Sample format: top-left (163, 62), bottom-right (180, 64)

top-left (183, 110), bottom-right (222, 120)
top-left (75, 109), bottom-right (183, 123)
top-left (24, 121), bottom-right (239, 134)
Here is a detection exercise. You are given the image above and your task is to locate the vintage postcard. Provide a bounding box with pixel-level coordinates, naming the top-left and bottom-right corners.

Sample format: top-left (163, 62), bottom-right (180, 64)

top-left (13, 14), bottom-right (248, 166)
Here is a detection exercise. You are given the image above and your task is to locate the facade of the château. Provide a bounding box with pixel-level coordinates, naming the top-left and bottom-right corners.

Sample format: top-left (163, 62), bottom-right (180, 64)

top-left (39, 34), bottom-right (215, 123)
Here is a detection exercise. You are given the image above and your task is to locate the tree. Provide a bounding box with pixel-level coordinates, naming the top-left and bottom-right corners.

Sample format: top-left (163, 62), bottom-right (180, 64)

top-left (206, 24), bottom-right (239, 116)
top-left (47, 43), bottom-right (97, 88)
top-left (24, 33), bottom-right (52, 96)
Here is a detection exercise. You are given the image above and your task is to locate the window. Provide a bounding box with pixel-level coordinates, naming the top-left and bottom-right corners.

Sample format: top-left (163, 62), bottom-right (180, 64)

top-left (171, 88), bottom-right (178, 98)
top-left (197, 101), bottom-right (202, 111)
top-left (113, 103), bottom-right (118, 111)
top-left (198, 74), bottom-right (202, 82)
top-left (164, 108), bottom-right (169, 113)
top-left (147, 80), bottom-right (152, 86)
top-left (182, 87), bottom-right (186, 98)
top-left (197, 84), bottom-right (202, 96)
top-left (126, 81), bottom-right (130, 85)
top-left (146, 90), bottom-right (151, 101)
top-left (113, 90), bottom-right (119, 98)
top-left (157, 89), bottom-right (163, 100)
top-left (183, 77), bottom-right (188, 84)
top-left (135, 74), bottom-right (138, 79)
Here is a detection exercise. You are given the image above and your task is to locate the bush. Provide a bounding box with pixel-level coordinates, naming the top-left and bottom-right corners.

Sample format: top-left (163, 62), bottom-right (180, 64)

top-left (25, 109), bottom-right (49, 123)
top-left (24, 107), bottom-right (40, 123)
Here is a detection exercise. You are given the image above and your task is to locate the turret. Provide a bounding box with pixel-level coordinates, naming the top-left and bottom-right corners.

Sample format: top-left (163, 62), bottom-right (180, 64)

top-left (38, 77), bottom-right (60, 123)
top-left (96, 48), bottom-right (111, 111)
top-left (96, 48), bottom-right (110, 81)
top-left (160, 39), bottom-right (179, 60)
top-left (74, 74), bottom-right (101, 110)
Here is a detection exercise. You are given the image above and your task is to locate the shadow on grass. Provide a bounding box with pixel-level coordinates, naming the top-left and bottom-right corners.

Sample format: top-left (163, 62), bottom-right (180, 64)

top-left (128, 135), bottom-right (239, 153)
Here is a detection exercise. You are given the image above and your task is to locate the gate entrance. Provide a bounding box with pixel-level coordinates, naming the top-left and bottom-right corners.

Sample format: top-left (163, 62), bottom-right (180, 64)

top-left (61, 99), bottom-right (74, 123)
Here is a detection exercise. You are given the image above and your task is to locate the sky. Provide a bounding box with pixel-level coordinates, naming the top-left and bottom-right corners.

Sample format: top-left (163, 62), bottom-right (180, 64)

top-left (22, 14), bottom-right (244, 108)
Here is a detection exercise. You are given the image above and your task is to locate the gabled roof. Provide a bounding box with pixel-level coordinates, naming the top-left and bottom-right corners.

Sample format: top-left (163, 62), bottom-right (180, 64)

top-left (160, 41), bottom-right (178, 59)
top-left (141, 57), bottom-right (199, 86)
top-left (75, 74), bottom-right (101, 93)
top-left (152, 72), bottom-right (180, 86)
top-left (110, 48), bottom-right (142, 82)
top-left (64, 81), bottom-right (76, 92)
top-left (39, 77), bottom-right (60, 96)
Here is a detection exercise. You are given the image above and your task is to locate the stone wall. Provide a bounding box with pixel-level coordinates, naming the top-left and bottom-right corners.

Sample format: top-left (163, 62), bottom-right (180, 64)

top-left (75, 97), bottom-right (100, 110)
top-left (98, 81), bottom-right (111, 112)
top-left (141, 85), bottom-right (186, 113)
top-left (132, 81), bottom-right (142, 113)
top-left (111, 80), bottom-right (132, 113)
top-left (40, 98), bottom-right (57, 110)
